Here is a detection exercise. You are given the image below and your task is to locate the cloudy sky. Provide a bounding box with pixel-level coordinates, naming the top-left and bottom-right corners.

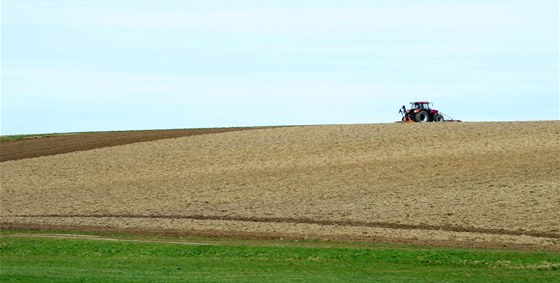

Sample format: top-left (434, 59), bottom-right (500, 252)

top-left (1, 0), bottom-right (558, 135)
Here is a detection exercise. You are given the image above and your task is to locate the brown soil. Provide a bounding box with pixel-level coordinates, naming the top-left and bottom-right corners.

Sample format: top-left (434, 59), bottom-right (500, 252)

top-left (0, 127), bottom-right (262, 162)
top-left (1, 122), bottom-right (559, 250)
top-left (3, 223), bottom-right (555, 251)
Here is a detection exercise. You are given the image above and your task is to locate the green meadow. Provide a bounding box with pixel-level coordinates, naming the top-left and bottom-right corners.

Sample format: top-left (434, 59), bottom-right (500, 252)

top-left (0, 230), bottom-right (558, 282)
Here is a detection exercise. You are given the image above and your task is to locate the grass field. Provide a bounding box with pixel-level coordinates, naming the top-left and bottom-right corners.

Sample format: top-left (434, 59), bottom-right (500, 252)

top-left (1, 230), bottom-right (559, 282)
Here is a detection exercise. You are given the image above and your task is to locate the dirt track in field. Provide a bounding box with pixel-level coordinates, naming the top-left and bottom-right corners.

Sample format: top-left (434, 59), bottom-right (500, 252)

top-left (0, 127), bottom-right (261, 162)
top-left (1, 122), bottom-right (559, 250)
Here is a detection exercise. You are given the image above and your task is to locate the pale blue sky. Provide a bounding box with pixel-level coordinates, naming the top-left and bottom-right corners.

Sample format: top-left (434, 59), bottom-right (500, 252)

top-left (1, 0), bottom-right (558, 135)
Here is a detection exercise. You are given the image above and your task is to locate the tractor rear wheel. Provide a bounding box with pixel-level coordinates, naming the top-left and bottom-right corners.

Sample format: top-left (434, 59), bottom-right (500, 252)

top-left (434, 114), bottom-right (444, 122)
top-left (415, 111), bottom-right (429, 122)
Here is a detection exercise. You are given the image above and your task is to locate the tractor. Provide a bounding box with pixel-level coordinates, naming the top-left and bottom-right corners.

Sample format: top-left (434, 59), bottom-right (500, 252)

top-left (399, 102), bottom-right (444, 123)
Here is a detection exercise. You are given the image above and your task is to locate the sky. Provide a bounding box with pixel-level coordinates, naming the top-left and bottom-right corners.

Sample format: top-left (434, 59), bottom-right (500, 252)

top-left (1, 0), bottom-right (559, 135)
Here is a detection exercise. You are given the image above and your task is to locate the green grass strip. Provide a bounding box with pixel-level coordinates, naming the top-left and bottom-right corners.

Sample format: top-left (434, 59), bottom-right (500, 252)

top-left (0, 231), bottom-right (558, 282)
top-left (0, 134), bottom-right (57, 143)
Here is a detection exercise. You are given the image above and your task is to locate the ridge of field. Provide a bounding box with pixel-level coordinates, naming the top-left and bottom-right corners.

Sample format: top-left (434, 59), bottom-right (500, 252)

top-left (0, 127), bottom-right (265, 162)
top-left (1, 121), bottom-right (559, 250)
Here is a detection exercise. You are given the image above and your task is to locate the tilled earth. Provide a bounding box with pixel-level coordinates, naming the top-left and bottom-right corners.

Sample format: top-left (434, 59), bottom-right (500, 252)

top-left (0, 127), bottom-right (260, 162)
top-left (1, 122), bottom-right (559, 250)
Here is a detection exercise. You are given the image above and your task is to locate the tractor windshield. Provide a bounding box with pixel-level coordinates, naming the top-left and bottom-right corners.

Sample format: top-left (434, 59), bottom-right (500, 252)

top-left (411, 103), bottom-right (429, 110)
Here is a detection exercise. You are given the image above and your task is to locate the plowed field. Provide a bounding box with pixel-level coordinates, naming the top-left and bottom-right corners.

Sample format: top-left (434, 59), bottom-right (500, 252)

top-left (0, 127), bottom-right (260, 162)
top-left (1, 122), bottom-right (559, 250)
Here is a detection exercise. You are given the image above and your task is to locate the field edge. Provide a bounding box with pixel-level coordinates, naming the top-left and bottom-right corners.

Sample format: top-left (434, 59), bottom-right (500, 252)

top-left (2, 222), bottom-right (559, 252)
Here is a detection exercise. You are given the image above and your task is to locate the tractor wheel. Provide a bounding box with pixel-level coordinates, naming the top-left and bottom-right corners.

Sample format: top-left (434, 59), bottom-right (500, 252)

top-left (415, 111), bottom-right (429, 122)
top-left (434, 114), bottom-right (444, 122)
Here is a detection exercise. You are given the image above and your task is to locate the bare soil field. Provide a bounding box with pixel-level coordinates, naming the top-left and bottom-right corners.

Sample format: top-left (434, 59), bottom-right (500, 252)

top-left (0, 127), bottom-right (260, 162)
top-left (1, 122), bottom-right (559, 250)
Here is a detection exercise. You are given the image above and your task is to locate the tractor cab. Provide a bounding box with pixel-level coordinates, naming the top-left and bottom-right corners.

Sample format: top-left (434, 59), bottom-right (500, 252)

top-left (410, 102), bottom-right (431, 110)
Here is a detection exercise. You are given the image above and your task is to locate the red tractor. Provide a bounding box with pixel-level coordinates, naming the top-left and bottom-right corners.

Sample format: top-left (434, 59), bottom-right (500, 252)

top-left (399, 102), bottom-right (444, 123)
